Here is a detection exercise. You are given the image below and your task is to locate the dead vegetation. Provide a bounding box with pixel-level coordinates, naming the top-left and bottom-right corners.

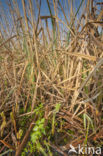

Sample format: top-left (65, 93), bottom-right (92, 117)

top-left (0, 0), bottom-right (103, 155)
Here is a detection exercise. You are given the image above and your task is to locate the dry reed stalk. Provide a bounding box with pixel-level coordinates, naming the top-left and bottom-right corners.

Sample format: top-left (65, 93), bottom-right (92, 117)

top-left (0, 0), bottom-right (103, 155)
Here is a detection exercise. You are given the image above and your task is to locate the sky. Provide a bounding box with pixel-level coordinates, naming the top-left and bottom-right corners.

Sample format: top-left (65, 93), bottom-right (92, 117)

top-left (0, 0), bottom-right (83, 14)
top-left (0, 0), bottom-right (103, 21)
top-left (0, 0), bottom-right (102, 37)
top-left (0, 0), bottom-right (84, 35)
top-left (0, 0), bottom-right (86, 22)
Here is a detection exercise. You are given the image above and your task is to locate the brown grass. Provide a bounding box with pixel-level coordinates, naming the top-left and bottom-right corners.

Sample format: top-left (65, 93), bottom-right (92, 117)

top-left (0, 0), bottom-right (103, 155)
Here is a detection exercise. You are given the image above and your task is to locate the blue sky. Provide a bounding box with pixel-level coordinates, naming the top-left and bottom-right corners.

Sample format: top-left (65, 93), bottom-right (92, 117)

top-left (0, 0), bottom-right (85, 34)
top-left (0, 0), bottom-right (85, 19)
top-left (0, 0), bottom-right (102, 20)
top-left (0, 0), bottom-right (102, 37)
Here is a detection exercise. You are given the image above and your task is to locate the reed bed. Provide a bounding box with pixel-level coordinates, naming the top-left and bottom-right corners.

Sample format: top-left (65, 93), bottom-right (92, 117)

top-left (0, 0), bottom-right (103, 155)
